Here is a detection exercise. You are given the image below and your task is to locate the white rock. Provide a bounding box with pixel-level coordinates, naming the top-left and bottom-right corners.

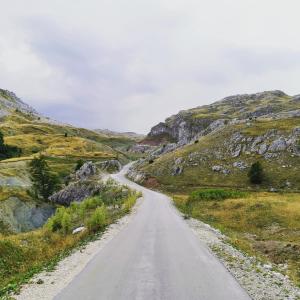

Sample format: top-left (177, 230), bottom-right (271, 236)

top-left (72, 226), bottom-right (86, 234)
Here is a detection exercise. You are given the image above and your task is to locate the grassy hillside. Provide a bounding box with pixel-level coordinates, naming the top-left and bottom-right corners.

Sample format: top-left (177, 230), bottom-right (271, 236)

top-left (174, 191), bottom-right (300, 285)
top-left (0, 89), bottom-right (139, 235)
top-left (136, 118), bottom-right (300, 192)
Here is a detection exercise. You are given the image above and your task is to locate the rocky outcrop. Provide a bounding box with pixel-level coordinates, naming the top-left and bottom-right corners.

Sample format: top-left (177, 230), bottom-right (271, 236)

top-left (0, 89), bottom-right (38, 115)
top-left (49, 180), bottom-right (102, 206)
top-left (0, 197), bottom-right (55, 233)
top-left (143, 90), bottom-right (300, 150)
top-left (96, 160), bottom-right (122, 173)
top-left (75, 161), bottom-right (97, 180)
top-left (50, 161), bottom-right (104, 205)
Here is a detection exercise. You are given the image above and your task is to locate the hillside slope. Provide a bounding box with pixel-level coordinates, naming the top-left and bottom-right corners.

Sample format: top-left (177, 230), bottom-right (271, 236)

top-left (0, 89), bottom-right (137, 233)
top-left (130, 91), bottom-right (300, 191)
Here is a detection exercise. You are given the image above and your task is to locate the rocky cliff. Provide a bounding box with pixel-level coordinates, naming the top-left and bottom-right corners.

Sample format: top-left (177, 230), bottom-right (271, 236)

top-left (142, 90), bottom-right (300, 146)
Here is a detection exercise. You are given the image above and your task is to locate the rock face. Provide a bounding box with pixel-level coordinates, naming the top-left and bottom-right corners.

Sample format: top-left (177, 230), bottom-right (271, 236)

top-left (0, 89), bottom-right (38, 115)
top-left (50, 161), bottom-right (103, 205)
top-left (143, 90), bottom-right (299, 147)
top-left (0, 197), bottom-right (55, 233)
top-left (75, 162), bottom-right (97, 180)
top-left (50, 159), bottom-right (123, 205)
top-left (49, 181), bottom-right (102, 206)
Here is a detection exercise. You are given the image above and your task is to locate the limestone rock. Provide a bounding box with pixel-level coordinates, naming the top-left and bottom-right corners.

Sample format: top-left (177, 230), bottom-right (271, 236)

top-left (268, 138), bottom-right (287, 152)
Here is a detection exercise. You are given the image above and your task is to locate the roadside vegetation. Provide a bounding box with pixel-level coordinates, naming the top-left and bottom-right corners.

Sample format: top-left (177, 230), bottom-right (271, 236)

top-left (173, 189), bottom-right (300, 286)
top-left (0, 179), bottom-right (141, 297)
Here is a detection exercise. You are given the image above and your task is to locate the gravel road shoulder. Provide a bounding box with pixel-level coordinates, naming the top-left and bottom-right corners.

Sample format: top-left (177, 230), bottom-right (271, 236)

top-left (185, 216), bottom-right (300, 300)
top-left (12, 198), bottom-right (143, 300)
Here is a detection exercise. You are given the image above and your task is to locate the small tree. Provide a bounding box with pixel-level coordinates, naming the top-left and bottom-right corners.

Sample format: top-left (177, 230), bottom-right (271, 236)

top-left (29, 156), bottom-right (60, 200)
top-left (64, 132), bottom-right (68, 137)
top-left (75, 159), bottom-right (84, 171)
top-left (248, 161), bottom-right (264, 184)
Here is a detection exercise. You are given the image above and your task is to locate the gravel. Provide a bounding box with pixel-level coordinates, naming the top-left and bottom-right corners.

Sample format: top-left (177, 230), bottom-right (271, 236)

top-left (185, 217), bottom-right (300, 300)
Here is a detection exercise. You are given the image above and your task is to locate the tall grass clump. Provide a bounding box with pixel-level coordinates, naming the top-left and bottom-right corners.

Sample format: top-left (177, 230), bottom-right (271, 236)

top-left (86, 206), bottom-right (107, 232)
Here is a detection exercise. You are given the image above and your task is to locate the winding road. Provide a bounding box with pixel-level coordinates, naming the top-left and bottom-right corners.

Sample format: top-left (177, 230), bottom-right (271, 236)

top-left (55, 164), bottom-right (250, 300)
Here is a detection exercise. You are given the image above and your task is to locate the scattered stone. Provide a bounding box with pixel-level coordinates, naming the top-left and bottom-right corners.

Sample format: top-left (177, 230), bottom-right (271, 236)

top-left (72, 226), bottom-right (86, 235)
top-left (212, 165), bottom-right (223, 172)
top-left (233, 161), bottom-right (247, 170)
top-left (172, 166), bottom-right (183, 176)
top-left (258, 143), bottom-right (268, 155)
top-left (36, 279), bottom-right (44, 285)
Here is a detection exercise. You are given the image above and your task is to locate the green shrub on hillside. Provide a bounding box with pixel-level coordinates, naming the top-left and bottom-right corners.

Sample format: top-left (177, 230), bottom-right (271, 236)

top-left (248, 161), bottom-right (264, 184)
top-left (0, 131), bottom-right (22, 160)
top-left (86, 206), bottom-right (107, 232)
top-left (188, 188), bottom-right (247, 203)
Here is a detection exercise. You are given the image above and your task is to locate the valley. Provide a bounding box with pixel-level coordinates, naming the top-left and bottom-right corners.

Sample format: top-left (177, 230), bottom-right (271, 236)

top-left (0, 88), bottom-right (299, 299)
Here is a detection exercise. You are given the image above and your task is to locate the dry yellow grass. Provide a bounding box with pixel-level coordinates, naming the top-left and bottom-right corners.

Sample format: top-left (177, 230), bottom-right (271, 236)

top-left (173, 191), bottom-right (300, 285)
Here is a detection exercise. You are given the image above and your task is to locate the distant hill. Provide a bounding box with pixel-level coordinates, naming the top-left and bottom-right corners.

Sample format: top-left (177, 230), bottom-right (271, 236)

top-left (129, 90), bottom-right (300, 191)
top-left (94, 129), bottom-right (145, 141)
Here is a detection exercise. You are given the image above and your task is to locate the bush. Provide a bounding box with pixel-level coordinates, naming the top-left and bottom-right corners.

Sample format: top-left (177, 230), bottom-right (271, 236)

top-left (75, 159), bottom-right (84, 171)
top-left (188, 189), bottom-right (247, 203)
top-left (0, 131), bottom-right (22, 160)
top-left (86, 206), bottom-right (107, 232)
top-left (248, 161), bottom-right (264, 184)
top-left (61, 211), bottom-right (72, 234)
top-left (123, 195), bottom-right (137, 212)
top-left (46, 207), bottom-right (66, 232)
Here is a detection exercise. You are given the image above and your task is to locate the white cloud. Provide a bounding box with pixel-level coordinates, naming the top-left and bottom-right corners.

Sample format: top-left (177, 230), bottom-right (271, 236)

top-left (0, 0), bottom-right (300, 133)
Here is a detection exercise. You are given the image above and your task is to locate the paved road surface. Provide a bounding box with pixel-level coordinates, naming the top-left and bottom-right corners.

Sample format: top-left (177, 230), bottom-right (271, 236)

top-left (55, 164), bottom-right (250, 300)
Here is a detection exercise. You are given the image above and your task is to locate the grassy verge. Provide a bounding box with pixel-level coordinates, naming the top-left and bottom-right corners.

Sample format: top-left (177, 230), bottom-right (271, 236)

top-left (0, 181), bottom-right (141, 298)
top-left (173, 189), bottom-right (300, 286)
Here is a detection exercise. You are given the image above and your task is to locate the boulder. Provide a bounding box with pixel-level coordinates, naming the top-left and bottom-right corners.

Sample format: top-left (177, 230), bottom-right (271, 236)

top-left (172, 166), bottom-right (183, 176)
top-left (258, 143), bottom-right (268, 155)
top-left (233, 161), bottom-right (247, 170)
top-left (75, 162), bottom-right (97, 180)
top-left (212, 165), bottom-right (223, 172)
top-left (72, 226), bottom-right (86, 234)
top-left (268, 138), bottom-right (287, 152)
top-left (49, 181), bottom-right (102, 205)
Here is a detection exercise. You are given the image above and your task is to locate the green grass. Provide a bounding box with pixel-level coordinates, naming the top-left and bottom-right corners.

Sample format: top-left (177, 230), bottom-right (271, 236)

top-left (189, 188), bottom-right (248, 201)
top-left (0, 183), bottom-right (140, 297)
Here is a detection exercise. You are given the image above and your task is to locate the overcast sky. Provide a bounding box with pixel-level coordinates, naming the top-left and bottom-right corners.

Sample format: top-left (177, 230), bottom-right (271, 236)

top-left (0, 0), bottom-right (300, 133)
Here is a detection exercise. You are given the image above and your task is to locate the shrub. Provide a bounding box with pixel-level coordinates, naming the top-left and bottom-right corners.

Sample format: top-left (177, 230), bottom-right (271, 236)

top-left (248, 161), bottom-right (264, 184)
top-left (149, 159), bottom-right (154, 164)
top-left (0, 131), bottom-right (22, 160)
top-left (46, 207), bottom-right (66, 232)
top-left (86, 206), bottom-right (107, 232)
top-left (80, 197), bottom-right (103, 210)
top-left (75, 159), bottom-right (84, 171)
top-left (123, 195), bottom-right (137, 212)
top-left (61, 212), bottom-right (72, 234)
top-left (188, 188), bottom-right (247, 203)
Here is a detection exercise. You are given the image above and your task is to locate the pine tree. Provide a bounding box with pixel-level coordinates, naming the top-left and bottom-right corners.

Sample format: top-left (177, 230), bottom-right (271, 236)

top-left (29, 156), bottom-right (60, 200)
top-left (248, 161), bottom-right (264, 184)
